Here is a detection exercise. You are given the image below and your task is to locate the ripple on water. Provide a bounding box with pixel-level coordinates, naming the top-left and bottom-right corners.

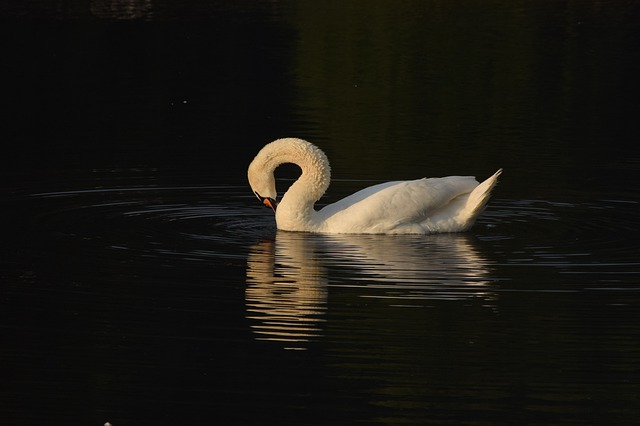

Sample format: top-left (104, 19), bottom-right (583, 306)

top-left (20, 185), bottom-right (275, 264)
top-left (18, 185), bottom-right (639, 286)
top-left (7, 181), bottom-right (640, 357)
top-left (12, 182), bottom-right (639, 292)
top-left (477, 198), bottom-right (640, 290)
top-left (244, 230), bottom-right (502, 350)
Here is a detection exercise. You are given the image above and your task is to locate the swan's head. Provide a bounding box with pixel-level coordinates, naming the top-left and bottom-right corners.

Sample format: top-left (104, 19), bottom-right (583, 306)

top-left (248, 158), bottom-right (278, 212)
top-left (248, 138), bottom-right (330, 215)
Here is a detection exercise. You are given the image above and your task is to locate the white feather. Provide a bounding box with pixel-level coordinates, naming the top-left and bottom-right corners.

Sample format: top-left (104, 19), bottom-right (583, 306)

top-left (248, 138), bottom-right (501, 234)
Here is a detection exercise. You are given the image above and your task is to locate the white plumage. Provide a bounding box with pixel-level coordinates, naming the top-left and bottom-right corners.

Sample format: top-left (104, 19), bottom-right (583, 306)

top-left (248, 138), bottom-right (501, 234)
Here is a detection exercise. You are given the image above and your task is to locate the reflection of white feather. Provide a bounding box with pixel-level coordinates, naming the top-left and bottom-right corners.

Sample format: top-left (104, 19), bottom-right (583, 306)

top-left (245, 232), bottom-right (496, 349)
top-left (323, 233), bottom-right (493, 289)
top-left (245, 237), bottom-right (327, 350)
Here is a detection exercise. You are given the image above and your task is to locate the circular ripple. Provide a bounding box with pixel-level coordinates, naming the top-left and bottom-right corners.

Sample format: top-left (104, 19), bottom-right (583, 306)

top-left (477, 198), bottom-right (640, 288)
top-left (15, 184), bottom-right (276, 265)
top-left (8, 184), bottom-right (638, 290)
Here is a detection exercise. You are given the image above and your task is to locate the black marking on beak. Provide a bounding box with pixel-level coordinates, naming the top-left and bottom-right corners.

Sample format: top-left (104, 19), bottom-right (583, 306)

top-left (255, 192), bottom-right (277, 213)
top-left (263, 197), bottom-right (277, 212)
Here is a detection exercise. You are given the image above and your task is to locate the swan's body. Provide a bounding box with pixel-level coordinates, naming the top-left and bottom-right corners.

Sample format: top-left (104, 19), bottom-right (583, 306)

top-left (248, 138), bottom-right (501, 234)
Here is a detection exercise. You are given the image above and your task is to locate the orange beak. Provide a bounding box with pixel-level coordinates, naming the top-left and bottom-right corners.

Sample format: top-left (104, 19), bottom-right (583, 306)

top-left (262, 197), bottom-right (278, 213)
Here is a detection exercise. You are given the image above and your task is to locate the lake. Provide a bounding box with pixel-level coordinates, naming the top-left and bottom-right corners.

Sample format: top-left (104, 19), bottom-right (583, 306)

top-left (1, 1), bottom-right (639, 425)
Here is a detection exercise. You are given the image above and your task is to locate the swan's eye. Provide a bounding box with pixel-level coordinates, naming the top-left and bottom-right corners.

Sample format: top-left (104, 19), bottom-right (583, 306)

top-left (254, 191), bottom-right (263, 200)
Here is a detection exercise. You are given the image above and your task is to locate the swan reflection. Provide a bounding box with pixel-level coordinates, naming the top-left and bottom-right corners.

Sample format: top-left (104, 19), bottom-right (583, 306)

top-left (246, 234), bottom-right (328, 350)
top-left (246, 232), bottom-right (496, 349)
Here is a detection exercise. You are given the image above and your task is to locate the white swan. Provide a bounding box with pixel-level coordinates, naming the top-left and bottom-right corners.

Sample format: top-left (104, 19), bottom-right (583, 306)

top-left (248, 138), bottom-right (502, 234)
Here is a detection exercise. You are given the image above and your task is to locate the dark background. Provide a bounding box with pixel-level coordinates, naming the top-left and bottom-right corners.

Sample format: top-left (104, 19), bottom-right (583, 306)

top-left (2, 0), bottom-right (300, 189)
top-left (3, 0), bottom-right (639, 194)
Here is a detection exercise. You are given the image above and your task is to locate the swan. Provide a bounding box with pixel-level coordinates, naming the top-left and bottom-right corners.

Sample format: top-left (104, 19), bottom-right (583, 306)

top-left (247, 138), bottom-right (502, 234)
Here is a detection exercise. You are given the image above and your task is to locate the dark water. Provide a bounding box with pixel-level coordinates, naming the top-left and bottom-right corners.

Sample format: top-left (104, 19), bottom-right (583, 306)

top-left (2, 1), bottom-right (640, 425)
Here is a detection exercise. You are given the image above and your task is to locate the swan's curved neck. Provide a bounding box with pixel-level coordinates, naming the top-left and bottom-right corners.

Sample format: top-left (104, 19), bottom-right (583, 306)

top-left (265, 139), bottom-right (331, 231)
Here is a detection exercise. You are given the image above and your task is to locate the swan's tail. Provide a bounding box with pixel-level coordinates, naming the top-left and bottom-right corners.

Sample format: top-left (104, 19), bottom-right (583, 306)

top-left (461, 169), bottom-right (502, 225)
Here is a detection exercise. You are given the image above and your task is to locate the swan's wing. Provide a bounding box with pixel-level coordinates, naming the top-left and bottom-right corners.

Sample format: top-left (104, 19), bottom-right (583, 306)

top-left (318, 177), bottom-right (479, 233)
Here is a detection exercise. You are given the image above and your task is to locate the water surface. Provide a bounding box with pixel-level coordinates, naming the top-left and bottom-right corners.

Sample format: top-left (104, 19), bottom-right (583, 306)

top-left (2, 1), bottom-right (640, 425)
